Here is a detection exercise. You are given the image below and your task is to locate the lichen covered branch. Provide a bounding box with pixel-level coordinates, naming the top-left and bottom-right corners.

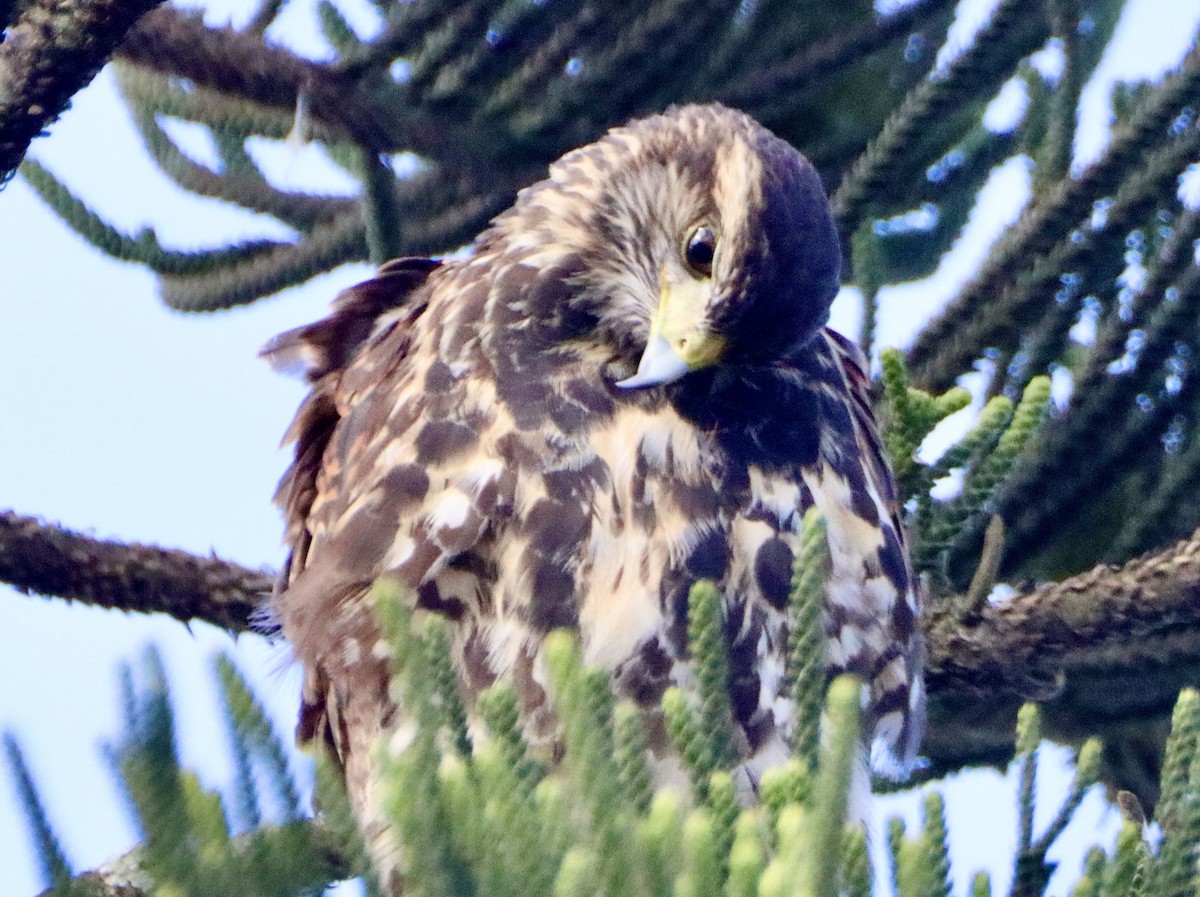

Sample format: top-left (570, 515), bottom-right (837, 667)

top-left (0, 510), bottom-right (271, 632)
top-left (0, 0), bottom-right (163, 182)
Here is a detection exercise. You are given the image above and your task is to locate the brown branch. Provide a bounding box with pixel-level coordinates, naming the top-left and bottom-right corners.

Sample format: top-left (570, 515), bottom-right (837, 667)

top-left (8, 507), bottom-right (1200, 797)
top-left (0, 0), bottom-right (164, 183)
top-left (114, 6), bottom-right (507, 167)
top-left (0, 511), bottom-right (270, 632)
top-left (922, 529), bottom-right (1200, 802)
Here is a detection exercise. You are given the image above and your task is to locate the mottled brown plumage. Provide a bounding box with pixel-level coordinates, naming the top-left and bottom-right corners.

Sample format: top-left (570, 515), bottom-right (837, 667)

top-left (266, 103), bottom-right (923, 881)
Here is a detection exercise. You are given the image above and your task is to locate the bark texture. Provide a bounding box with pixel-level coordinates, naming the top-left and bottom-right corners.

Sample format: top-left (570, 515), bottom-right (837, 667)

top-left (0, 0), bottom-right (163, 182)
top-left (0, 511), bottom-right (271, 632)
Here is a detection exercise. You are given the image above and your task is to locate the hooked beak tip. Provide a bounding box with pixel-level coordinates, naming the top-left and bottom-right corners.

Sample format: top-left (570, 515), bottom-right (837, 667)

top-left (615, 335), bottom-right (690, 389)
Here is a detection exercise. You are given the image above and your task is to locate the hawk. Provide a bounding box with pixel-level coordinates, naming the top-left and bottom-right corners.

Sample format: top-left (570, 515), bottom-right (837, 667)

top-left (266, 103), bottom-right (923, 879)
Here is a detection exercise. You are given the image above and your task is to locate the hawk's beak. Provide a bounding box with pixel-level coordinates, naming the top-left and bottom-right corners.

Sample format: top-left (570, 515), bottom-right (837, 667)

top-left (616, 274), bottom-right (727, 389)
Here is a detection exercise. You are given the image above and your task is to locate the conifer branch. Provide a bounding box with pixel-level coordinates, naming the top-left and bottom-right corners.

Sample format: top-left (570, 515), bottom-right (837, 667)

top-left (922, 528), bottom-right (1200, 784)
top-left (961, 515), bottom-right (1005, 617)
top-left (359, 146), bottom-right (403, 265)
top-left (908, 34), bottom-right (1200, 392)
top-left (157, 205), bottom-right (367, 311)
top-left (996, 262), bottom-right (1200, 571)
top-left (829, 0), bottom-right (1048, 233)
top-left (4, 734), bottom-right (74, 893)
top-left (114, 65), bottom-right (355, 231)
top-left (0, 0), bottom-right (163, 184)
top-left (716, 0), bottom-right (958, 112)
top-left (20, 158), bottom-right (288, 275)
top-left (913, 118), bottom-right (1200, 397)
top-left (1074, 204), bottom-right (1200, 400)
top-left (0, 510), bottom-right (270, 632)
top-left (115, 6), bottom-right (513, 167)
top-left (807, 676), bottom-right (860, 897)
top-left (11, 506), bottom-right (1200, 791)
top-left (26, 817), bottom-right (351, 897)
top-left (1102, 822), bottom-right (1149, 897)
top-left (786, 510), bottom-right (830, 768)
top-left (116, 58), bottom-right (301, 142)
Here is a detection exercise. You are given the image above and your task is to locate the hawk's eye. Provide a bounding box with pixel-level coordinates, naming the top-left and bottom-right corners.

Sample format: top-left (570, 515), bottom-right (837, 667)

top-left (683, 226), bottom-right (717, 277)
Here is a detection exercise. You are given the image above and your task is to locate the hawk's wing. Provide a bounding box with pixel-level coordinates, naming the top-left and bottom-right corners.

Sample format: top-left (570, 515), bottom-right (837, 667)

top-left (264, 257), bottom-right (449, 756)
top-left (810, 327), bottom-right (924, 770)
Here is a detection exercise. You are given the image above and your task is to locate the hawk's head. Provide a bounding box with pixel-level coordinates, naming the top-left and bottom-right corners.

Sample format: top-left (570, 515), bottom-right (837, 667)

top-left (489, 103), bottom-right (842, 388)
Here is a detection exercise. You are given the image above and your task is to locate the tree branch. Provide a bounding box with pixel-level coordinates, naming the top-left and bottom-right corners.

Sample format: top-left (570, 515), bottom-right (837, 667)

top-left (114, 6), bottom-right (505, 167)
top-left (715, 0), bottom-right (959, 111)
top-left (7, 508), bottom-right (1200, 793)
top-left (0, 0), bottom-right (164, 184)
top-left (0, 511), bottom-right (271, 632)
top-left (922, 529), bottom-right (1200, 799)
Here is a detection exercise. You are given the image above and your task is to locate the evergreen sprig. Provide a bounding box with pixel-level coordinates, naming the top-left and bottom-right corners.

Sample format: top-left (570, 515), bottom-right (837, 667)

top-left (360, 578), bottom-right (878, 897)
top-left (880, 347), bottom-right (972, 505)
top-left (3, 733), bottom-right (79, 895)
top-left (916, 375), bottom-right (1053, 587)
top-left (786, 509), bottom-right (831, 770)
top-left (685, 581), bottom-right (738, 774)
top-left (20, 158), bottom-right (287, 277)
top-left (6, 647), bottom-right (345, 897)
top-left (13, 614), bottom-right (1200, 897)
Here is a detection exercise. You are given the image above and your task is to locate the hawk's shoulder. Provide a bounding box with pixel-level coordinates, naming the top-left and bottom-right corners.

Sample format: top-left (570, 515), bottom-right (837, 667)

top-left (820, 327), bottom-right (900, 512)
top-left (264, 257), bottom-right (440, 596)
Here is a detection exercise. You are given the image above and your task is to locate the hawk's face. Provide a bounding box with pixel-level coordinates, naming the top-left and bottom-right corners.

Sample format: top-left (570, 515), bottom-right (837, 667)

top-left (491, 104), bottom-right (843, 389)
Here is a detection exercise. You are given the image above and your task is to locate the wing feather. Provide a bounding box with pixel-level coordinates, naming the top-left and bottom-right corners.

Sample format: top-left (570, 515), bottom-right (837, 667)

top-left (266, 258), bottom-right (439, 762)
top-left (811, 327), bottom-right (924, 770)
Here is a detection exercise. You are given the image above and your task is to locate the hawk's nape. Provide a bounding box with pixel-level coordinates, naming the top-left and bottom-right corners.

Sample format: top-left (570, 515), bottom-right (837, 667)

top-left (265, 103), bottom-right (923, 886)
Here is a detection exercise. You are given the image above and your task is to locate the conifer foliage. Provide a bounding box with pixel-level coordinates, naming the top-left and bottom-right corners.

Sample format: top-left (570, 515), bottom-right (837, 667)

top-left (12, 579), bottom-right (1200, 897)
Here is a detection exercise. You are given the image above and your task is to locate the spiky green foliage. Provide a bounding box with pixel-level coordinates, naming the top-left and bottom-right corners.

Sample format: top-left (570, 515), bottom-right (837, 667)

top-left (685, 581), bottom-right (739, 774)
top-left (806, 676), bottom-right (862, 897)
top-left (1031, 738), bottom-right (1103, 859)
top-left (358, 577), bottom-right (875, 897)
top-left (4, 733), bottom-right (81, 896)
top-left (8, 648), bottom-right (347, 897)
top-left (613, 701), bottom-right (655, 815)
top-left (423, 616), bottom-right (475, 761)
top-left (373, 586), bottom-right (477, 897)
top-left (786, 509), bottom-right (832, 771)
top-left (1144, 688), bottom-right (1200, 897)
top-left (111, 650), bottom-right (341, 897)
top-left (889, 793), bottom-right (953, 897)
top-left (1097, 823), bottom-right (1149, 897)
top-left (915, 374), bottom-right (1053, 588)
top-left (725, 809), bottom-right (767, 897)
top-left (313, 751), bottom-right (383, 897)
top-left (214, 654), bottom-right (301, 825)
top-left (15, 622), bottom-right (1200, 897)
top-left (840, 828), bottom-right (872, 897)
top-left (477, 681), bottom-right (545, 790)
top-left (880, 347), bottom-right (972, 504)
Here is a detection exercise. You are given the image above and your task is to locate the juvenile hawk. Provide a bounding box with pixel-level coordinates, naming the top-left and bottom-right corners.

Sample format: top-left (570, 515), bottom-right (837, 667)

top-left (267, 103), bottom-right (922, 874)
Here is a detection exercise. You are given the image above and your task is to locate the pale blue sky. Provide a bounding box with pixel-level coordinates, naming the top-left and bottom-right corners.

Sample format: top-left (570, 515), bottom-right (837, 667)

top-left (3, 1), bottom-right (1200, 894)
